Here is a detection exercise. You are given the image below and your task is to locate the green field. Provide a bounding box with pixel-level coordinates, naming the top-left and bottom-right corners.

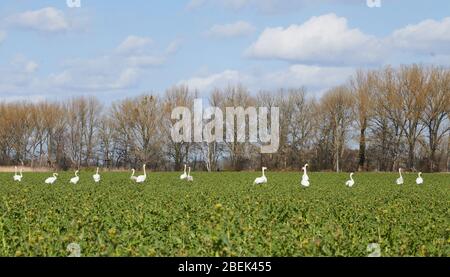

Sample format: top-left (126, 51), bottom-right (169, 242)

top-left (0, 172), bottom-right (449, 257)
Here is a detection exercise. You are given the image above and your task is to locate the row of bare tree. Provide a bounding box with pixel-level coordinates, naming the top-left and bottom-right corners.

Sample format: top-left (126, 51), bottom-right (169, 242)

top-left (0, 64), bottom-right (448, 172)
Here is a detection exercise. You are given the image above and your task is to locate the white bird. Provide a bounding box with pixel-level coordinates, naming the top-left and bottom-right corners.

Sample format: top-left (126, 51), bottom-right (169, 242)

top-left (302, 163), bottom-right (309, 181)
top-left (396, 168), bottom-right (404, 185)
top-left (253, 167), bottom-right (267, 185)
top-left (13, 166), bottom-right (23, 182)
top-left (70, 170), bottom-right (80, 184)
top-left (301, 164), bottom-right (310, 187)
top-left (93, 167), bottom-right (101, 183)
top-left (186, 167), bottom-right (193, 182)
top-left (345, 172), bottom-right (355, 187)
top-left (136, 164), bottom-right (147, 183)
top-left (130, 168), bottom-right (137, 181)
top-left (45, 173), bottom-right (58, 184)
top-left (180, 164), bottom-right (188, 180)
top-left (416, 172), bottom-right (423, 185)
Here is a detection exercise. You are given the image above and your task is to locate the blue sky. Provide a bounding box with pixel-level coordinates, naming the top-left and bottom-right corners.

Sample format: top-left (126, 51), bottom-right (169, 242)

top-left (0, 0), bottom-right (449, 102)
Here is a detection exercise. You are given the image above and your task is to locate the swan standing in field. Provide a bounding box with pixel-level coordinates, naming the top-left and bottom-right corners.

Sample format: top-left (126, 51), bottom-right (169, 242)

top-left (93, 167), bottom-right (101, 183)
top-left (70, 170), bottom-right (80, 184)
top-left (13, 166), bottom-right (23, 182)
top-left (136, 164), bottom-right (147, 183)
top-left (416, 172), bottom-right (424, 185)
top-left (345, 173), bottom-right (355, 187)
top-left (45, 173), bottom-right (58, 184)
top-left (130, 169), bottom-right (137, 181)
top-left (180, 164), bottom-right (188, 180)
top-left (301, 164), bottom-right (310, 187)
top-left (396, 168), bottom-right (404, 185)
top-left (254, 167), bottom-right (267, 185)
top-left (186, 167), bottom-right (193, 182)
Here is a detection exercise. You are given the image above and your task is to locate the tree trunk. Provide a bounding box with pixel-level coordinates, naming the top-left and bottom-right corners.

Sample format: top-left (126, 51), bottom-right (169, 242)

top-left (358, 126), bottom-right (366, 171)
top-left (408, 142), bottom-right (415, 170)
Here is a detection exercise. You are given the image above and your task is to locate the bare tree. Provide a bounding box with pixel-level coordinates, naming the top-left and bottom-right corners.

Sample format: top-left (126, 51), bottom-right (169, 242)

top-left (421, 67), bottom-right (450, 171)
top-left (350, 70), bottom-right (375, 171)
top-left (163, 85), bottom-right (195, 171)
top-left (320, 86), bottom-right (354, 172)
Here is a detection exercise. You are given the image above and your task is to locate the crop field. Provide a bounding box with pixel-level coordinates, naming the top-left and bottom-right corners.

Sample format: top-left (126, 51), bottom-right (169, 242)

top-left (0, 172), bottom-right (448, 257)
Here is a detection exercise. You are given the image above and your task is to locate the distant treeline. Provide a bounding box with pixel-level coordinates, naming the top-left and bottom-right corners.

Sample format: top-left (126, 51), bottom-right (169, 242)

top-left (0, 64), bottom-right (449, 172)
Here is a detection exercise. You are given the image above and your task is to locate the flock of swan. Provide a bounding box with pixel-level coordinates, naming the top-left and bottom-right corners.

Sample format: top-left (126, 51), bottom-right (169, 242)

top-left (11, 163), bottom-right (425, 186)
top-left (253, 164), bottom-right (426, 186)
top-left (12, 164), bottom-right (147, 184)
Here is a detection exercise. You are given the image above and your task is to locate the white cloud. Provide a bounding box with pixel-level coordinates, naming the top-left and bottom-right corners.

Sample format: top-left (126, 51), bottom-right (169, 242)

top-left (179, 70), bottom-right (245, 92)
top-left (24, 61), bottom-right (39, 73)
top-left (246, 13), bottom-right (383, 65)
top-left (46, 35), bottom-right (171, 91)
top-left (126, 55), bottom-right (166, 67)
top-left (10, 55), bottom-right (39, 73)
top-left (187, 0), bottom-right (361, 14)
top-left (165, 39), bottom-right (183, 55)
top-left (113, 68), bottom-right (140, 89)
top-left (206, 21), bottom-right (256, 38)
top-left (178, 65), bottom-right (354, 94)
top-left (390, 17), bottom-right (450, 54)
top-left (116, 36), bottom-right (153, 54)
top-left (0, 55), bottom-right (40, 96)
top-left (246, 14), bottom-right (450, 66)
top-left (5, 7), bottom-right (70, 32)
top-left (262, 64), bottom-right (354, 91)
top-left (0, 35), bottom-right (179, 96)
top-left (187, 0), bottom-right (207, 10)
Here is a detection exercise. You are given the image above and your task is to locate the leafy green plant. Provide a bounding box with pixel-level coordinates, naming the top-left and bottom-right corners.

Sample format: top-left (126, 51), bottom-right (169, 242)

top-left (0, 172), bottom-right (448, 257)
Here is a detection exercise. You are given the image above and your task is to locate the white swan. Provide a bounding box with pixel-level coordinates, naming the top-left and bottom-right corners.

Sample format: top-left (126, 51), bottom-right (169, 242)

top-left (396, 168), bottom-right (404, 185)
top-left (416, 172), bottom-right (423, 185)
top-left (70, 170), bottom-right (80, 184)
top-left (254, 167), bottom-right (267, 185)
top-left (302, 164), bottom-right (309, 181)
top-left (186, 167), bottom-right (193, 182)
top-left (13, 166), bottom-right (23, 182)
top-left (180, 164), bottom-right (188, 180)
top-left (45, 173), bottom-right (58, 184)
top-left (130, 169), bottom-right (137, 181)
top-left (136, 164), bottom-right (147, 183)
top-left (345, 172), bottom-right (355, 187)
top-left (301, 164), bottom-right (310, 187)
top-left (93, 167), bottom-right (101, 183)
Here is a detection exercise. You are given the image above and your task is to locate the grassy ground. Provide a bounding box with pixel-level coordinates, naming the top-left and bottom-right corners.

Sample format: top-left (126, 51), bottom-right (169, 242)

top-left (0, 171), bottom-right (448, 257)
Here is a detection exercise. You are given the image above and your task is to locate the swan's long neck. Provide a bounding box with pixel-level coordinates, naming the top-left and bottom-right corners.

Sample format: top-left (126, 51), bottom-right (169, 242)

top-left (303, 166), bottom-right (307, 175)
top-left (53, 173), bottom-right (57, 178)
top-left (75, 171), bottom-right (78, 177)
top-left (143, 165), bottom-right (146, 176)
top-left (399, 169), bottom-right (402, 178)
top-left (262, 168), bottom-right (266, 177)
top-left (188, 167), bottom-right (191, 176)
top-left (418, 172), bottom-right (422, 178)
top-left (184, 164), bottom-right (186, 173)
top-left (20, 167), bottom-right (23, 176)
top-left (350, 173), bottom-right (354, 181)
top-left (96, 167), bottom-right (99, 174)
top-left (131, 169), bottom-right (135, 177)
